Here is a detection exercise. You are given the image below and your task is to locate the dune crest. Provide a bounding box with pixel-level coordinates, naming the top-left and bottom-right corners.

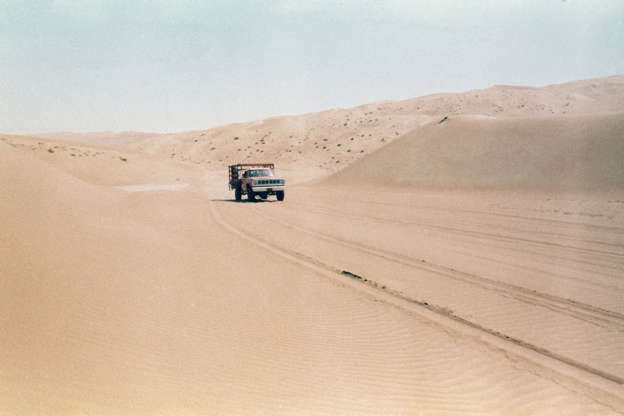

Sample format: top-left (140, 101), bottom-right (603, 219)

top-left (123, 76), bottom-right (624, 181)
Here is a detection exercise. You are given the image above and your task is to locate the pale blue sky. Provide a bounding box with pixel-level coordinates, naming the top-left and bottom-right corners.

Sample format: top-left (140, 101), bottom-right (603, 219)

top-left (1, 0), bottom-right (622, 134)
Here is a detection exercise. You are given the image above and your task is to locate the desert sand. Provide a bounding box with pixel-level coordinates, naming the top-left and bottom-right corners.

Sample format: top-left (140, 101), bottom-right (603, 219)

top-left (1, 76), bottom-right (624, 414)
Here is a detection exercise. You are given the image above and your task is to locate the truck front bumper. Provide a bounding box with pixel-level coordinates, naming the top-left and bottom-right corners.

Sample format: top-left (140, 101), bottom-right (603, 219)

top-left (249, 185), bottom-right (285, 193)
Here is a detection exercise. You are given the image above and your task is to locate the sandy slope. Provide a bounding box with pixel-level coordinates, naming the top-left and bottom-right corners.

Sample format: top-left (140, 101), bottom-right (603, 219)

top-left (233, 186), bottom-right (624, 377)
top-left (0, 135), bottom-right (201, 187)
top-left (34, 131), bottom-right (165, 147)
top-left (326, 112), bottom-right (624, 192)
top-left (1, 145), bottom-right (621, 414)
top-left (126, 75), bottom-right (624, 179)
top-left (2, 76), bottom-right (624, 414)
top-left (26, 76), bottom-right (623, 183)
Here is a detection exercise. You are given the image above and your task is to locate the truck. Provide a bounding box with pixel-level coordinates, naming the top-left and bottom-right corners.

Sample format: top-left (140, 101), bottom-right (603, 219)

top-left (228, 163), bottom-right (286, 202)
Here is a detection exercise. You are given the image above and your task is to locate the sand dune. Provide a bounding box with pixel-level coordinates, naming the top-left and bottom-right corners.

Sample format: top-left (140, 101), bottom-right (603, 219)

top-left (119, 75), bottom-right (624, 183)
top-left (326, 112), bottom-right (624, 192)
top-left (5, 76), bottom-right (624, 186)
top-left (34, 131), bottom-right (165, 147)
top-left (2, 76), bottom-right (624, 414)
top-left (0, 135), bottom-right (201, 187)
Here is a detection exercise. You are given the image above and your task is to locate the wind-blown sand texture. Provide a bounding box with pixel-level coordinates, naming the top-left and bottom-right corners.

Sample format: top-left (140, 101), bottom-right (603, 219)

top-left (2, 76), bottom-right (624, 414)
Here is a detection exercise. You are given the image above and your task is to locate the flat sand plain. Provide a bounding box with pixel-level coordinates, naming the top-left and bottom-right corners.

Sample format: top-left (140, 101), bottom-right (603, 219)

top-left (1, 77), bottom-right (624, 414)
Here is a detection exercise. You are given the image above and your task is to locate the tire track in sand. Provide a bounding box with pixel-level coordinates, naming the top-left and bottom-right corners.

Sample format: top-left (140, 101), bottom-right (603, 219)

top-left (209, 200), bottom-right (624, 411)
top-left (250, 204), bottom-right (624, 328)
top-left (242, 203), bottom-right (624, 383)
top-left (266, 199), bottom-right (624, 307)
top-left (285, 200), bottom-right (624, 271)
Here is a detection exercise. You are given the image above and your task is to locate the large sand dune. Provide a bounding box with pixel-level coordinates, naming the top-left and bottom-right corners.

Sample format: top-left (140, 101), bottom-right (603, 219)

top-left (23, 76), bottom-right (623, 184)
top-left (133, 76), bottom-right (622, 182)
top-left (326, 112), bottom-right (624, 192)
top-left (2, 76), bottom-right (624, 414)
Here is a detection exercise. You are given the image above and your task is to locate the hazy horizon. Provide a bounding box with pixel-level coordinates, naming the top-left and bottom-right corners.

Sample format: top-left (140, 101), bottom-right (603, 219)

top-left (2, 0), bottom-right (623, 134)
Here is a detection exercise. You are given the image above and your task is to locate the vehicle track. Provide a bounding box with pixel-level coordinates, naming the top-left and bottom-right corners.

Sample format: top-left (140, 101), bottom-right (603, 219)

top-left (285, 200), bottom-right (624, 258)
top-left (279, 198), bottom-right (624, 294)
top-left (275, 201), bottom-right (624, 284)
top-left (291, 195), bottom-right (624, 239)
top-left (250, 204), bottom-right (624, 328)
top-left (209, 200), bottom-right (624, 400)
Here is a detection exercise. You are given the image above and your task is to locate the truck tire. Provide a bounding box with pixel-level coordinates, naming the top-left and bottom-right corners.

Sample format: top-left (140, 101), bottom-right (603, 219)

top-left (247, 188), bottom-right (255, 201)
top-left (276, 190), bottom-right (285, 201)
top-left (235, 187), bottom-right (241, 201)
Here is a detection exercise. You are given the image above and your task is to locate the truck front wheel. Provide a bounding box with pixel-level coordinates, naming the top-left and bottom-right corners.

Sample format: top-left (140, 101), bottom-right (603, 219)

top-left (247, 188), bottom-right (255, 201)
top-left (276, 191), bottom-right (285, 201)
top-left (235, 187), bottom-right (241, 201)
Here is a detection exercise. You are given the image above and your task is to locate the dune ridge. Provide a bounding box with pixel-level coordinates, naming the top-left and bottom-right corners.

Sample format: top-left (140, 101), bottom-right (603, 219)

top-left (34, 131), bottom-right (165, 146)
top-left (126, 76), bottom-right (623, 181)
top-left (9, 75), bottom-right (621, 185)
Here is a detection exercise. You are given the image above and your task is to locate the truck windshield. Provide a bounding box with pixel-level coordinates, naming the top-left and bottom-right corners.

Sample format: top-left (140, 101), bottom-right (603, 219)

top-left (245, 169), bottom-right (274, 177)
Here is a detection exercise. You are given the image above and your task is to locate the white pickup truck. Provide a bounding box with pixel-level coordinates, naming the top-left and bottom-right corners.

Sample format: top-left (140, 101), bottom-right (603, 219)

top-left (228, 163), bottom-right (286, 202)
